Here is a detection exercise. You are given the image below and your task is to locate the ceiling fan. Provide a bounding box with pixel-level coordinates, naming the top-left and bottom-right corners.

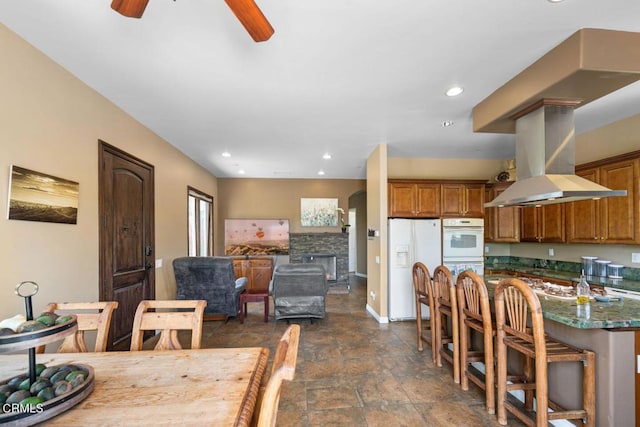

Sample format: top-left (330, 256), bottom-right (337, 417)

top-left (110, 0), bottom-right (275, 42)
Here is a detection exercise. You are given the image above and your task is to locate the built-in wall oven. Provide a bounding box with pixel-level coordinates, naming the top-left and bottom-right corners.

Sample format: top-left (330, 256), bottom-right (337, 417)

top-left (442, 218), bottom-right (484, 277)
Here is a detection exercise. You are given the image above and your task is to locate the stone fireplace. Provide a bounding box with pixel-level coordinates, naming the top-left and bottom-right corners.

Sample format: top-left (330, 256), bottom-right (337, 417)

top-left (289, 233), bottom-right (348, 285)
top-left (301, 254), bottom-right (337, 281)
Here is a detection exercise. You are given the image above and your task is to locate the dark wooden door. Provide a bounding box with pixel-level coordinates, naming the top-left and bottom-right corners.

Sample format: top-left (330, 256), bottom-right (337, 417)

top-left (99, 141), bottom-right (155, 351)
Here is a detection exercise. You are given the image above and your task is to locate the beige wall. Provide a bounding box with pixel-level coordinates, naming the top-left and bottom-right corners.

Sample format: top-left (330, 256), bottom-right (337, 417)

top-left (0, 25), bottom-right (217, 318)
top-left (349, 191), bottom-right (367, 275)
top-left (366, 145), bottom-right (388, 319)
top-left (575, 113), bottom-right (640, 164)
top-left (388, 157), bottom-right (503, 180)
top-left (216, 178), bottom-right (366, 256)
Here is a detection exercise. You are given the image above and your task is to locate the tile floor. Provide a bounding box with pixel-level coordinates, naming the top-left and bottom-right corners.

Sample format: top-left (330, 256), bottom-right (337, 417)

top-left (197, 275), bottom-right (525, 427)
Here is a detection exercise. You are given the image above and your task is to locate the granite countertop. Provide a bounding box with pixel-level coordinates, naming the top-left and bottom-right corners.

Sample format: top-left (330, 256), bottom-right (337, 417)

top-left (485, 273), bottom-right (640, 330)
top-left (486, 262), bottom-right (640, 293)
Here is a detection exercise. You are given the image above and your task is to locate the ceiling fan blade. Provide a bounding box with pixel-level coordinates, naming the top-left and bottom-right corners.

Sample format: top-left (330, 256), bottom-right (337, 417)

top-left (224, 0), bottom-right (275, 42)
top-left (111, 0), bottom-right (149, 18)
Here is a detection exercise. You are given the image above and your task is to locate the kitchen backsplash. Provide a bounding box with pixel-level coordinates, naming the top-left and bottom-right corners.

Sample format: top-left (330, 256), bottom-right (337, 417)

top-left (485, 256), bottom-right (640, 281)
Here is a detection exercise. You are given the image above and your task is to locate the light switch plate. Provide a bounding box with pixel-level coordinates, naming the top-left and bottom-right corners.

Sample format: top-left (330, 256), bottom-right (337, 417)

top-left (632, 253), bottom-right (640, 264)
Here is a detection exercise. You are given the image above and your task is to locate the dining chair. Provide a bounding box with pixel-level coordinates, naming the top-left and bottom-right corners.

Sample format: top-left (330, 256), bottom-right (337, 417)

top-left (412, 262), bottom-right (436, 362)
top-left (433, 265), bottom-right (459, 383)
top-left (494, 278), bottom-right (596, 426)
top-left (37, 301), bottom-right (119, 353)
top-left (129, 300), bottom-right (207, 351)
top-left (456, 270), bottom-right (495, 414)
top-left (255, 324), bottom-right (301, 427)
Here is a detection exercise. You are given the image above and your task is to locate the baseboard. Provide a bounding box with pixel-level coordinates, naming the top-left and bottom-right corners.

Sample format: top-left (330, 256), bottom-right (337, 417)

top-left (366, 304), bottom-right (388, 323)
top-left (355, 272), bottom-right (367, 278)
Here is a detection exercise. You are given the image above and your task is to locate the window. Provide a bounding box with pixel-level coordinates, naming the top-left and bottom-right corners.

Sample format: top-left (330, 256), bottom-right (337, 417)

top-left (188, 187), bottom-right (213, 256)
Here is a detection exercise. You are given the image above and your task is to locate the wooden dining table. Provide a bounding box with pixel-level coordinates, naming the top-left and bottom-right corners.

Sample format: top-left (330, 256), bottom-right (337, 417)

top-left (1, 347), bottom-right (269, 426)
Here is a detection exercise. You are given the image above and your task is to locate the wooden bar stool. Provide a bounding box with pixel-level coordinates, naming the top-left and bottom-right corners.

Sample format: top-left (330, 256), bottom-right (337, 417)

top-left (456, 270), bottom-right (495, 414)
top-left (494, 278), bottom-right (596, 427)
top-left (412, 262), bottom-right (436, 363)
top-left (433, 265), bottom-right (459, 383)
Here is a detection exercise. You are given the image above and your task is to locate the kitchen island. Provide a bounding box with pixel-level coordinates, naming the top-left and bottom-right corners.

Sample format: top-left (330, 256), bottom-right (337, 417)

top-left (485, 272), bottom-right (638, 427)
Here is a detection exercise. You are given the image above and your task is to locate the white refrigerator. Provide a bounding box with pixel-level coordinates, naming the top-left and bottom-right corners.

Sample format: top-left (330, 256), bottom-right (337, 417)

top-left (388, 218), bottom-right (442, 321)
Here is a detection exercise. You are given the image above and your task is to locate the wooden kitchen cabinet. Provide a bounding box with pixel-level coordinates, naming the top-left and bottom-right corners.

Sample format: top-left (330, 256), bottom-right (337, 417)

top-left (440, 183), bottom-right (485, 218)
top-left (232, 257), bottom-right (274, 293)
top-left (389, 179), bottom-right (485, 218)
top-left (520, 204), bottom-right (565, 243)
top-left (484, 186), bottom-right (493, 242)
top-left (567, 154), bottom-right (639, 244)
top-left (388, 181), bottom-right (441, 217)
top-left (485, 182), bottom-right (520, 242)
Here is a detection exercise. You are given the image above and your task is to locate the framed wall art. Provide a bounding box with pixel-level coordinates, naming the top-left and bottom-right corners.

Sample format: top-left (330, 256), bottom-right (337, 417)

top-left (300, 198), bottom-right (338, 227)
top-left (224, 219), bottom-right (290, 256)
top-left (7, 165), bottom-right (79, 224)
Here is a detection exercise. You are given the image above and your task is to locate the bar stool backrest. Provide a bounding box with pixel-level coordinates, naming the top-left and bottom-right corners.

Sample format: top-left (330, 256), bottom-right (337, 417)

top-left (412, 262), bottom-right (434, 307)
top-left (433, 266), bottom-right (455, 306)
top-left (456, 270), bottom-right (491, 326)
top-left (494, 278), bottom-right (546, 356)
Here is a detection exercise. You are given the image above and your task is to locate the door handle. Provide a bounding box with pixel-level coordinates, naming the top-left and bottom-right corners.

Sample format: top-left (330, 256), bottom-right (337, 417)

top-left (145, 262), bottom-right (153, 269)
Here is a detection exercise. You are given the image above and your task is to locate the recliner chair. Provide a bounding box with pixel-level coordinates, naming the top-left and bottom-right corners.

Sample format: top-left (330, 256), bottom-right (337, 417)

top-left (271, 263), bottom-right (328, 322)
top-left (173, 257), bottom-right (246, 318)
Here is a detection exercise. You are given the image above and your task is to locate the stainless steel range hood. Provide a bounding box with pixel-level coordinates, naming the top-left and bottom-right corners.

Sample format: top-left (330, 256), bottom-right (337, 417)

top-left (472, 29), bottom-right (640, 208)
top-left (484, 102), bottom-right (627, 207)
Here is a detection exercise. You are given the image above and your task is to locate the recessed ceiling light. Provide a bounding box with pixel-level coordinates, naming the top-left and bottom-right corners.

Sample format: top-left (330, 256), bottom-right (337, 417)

top-left (548, 0), bottom-right (564, 3)
top-left (222, 151), bottom-right (231, 158)
top-left (441, 120), bottom-right (454, 127)
top-left (323, 153), bottom-right (332, 160)
top-left (445, 86), bottom-right (463, 97)
top-left (318, 170), bottom-right (325, 176)
top-left (238, 169), bottom-right (245, 175)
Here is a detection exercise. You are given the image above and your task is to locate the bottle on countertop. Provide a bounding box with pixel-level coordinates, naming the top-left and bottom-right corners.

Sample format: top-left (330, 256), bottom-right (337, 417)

top-left (576, 271), bottom-right (591, 304)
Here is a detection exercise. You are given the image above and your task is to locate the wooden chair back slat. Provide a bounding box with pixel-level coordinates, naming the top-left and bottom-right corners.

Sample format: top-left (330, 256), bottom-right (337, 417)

top-left (41, 301), bottom-right (118, 353)
top-left (130, 300), bottom-right (206, 351)
top-left (256, 324), bottom-right (300, 427)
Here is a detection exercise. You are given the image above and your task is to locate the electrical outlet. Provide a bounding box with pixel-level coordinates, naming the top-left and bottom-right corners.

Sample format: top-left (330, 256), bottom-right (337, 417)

top-left (632, 253), bottom-right (640, 264)
top-left (370, 291), bottom-right (376, 301)
top-left (548, 248), bottom-right (554, 257)
top-left (485, 245), bottom-right (490, 253)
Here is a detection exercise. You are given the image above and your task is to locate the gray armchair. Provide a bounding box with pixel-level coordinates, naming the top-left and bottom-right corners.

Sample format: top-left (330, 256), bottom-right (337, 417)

top-left (173, 257), bottom-right (246, 318)
top-left (271, 263), bottom-right (329, 322)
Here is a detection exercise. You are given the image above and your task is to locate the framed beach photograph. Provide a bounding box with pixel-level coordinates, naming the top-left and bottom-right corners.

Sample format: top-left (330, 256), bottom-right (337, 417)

top-left (7, 165), bottom-right (79, 224)
top-left (300, 198), bottom-right (338, 227)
